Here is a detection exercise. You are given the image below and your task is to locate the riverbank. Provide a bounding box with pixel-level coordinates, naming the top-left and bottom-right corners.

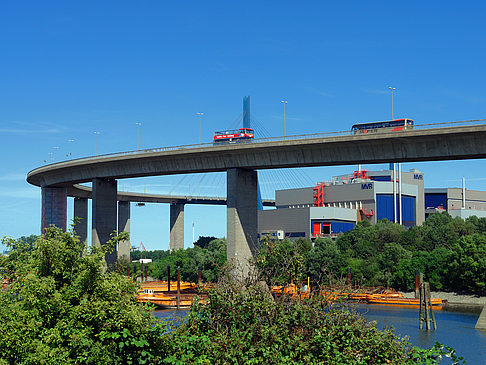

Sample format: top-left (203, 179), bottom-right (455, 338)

top-left (401, 291), bottom-right (486, 306)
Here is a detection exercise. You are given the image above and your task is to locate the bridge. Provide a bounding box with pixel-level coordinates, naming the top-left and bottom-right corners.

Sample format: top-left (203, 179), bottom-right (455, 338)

top-left (27, 121), bottom-right (486, 273)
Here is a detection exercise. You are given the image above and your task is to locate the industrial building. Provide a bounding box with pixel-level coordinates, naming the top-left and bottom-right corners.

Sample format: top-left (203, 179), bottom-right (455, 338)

top-left (425, 186), bottom-right (486, 219)
top-left (258, 166), bottom-right (486, 240)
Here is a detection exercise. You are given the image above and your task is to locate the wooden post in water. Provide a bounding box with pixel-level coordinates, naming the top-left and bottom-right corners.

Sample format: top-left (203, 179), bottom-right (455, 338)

top-left (428, 283), bottom-right (437, 330)
top-left (141, 262), bottom-right (144, 282)
top-left (419, 273), bottom-right (423, 330)
top-left (414, 268), bottom-right (419, 299)
top-left (167, 265), bottom-right (171, 292)
top-left (418, 274), bottom-right (436, 330)
top-left (424, 282), bottom-right (430, 330)
top-left (177, 266), bottom-right (181, 310)
top-left (144, 265), bottom-right (148, 282)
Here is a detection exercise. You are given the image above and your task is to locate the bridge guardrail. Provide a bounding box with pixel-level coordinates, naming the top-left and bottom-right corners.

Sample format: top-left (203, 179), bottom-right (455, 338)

top-left (44, 118), bottom-right (486, 165)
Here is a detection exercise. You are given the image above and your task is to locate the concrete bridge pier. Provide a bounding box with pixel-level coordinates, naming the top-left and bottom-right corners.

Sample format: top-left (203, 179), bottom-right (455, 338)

top-left (41, 187), bottom-right (67, 233)
top-left (227, 168), bottom-right (258, 277)
top-left (92, 178), bottom-right (118, 266)
top-left (118, 201), bottom-right (131, 263)
top-left (74, 197), bottom-right (88, 246)
top-left (170, 202), bottom-right (185, 251)
top-left (476, 305), bottom-right (486, 329)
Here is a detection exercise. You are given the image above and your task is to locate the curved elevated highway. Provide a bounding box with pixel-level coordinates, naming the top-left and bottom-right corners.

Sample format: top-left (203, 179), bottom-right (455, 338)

top-left (27, 122), bottom-right (486, 271)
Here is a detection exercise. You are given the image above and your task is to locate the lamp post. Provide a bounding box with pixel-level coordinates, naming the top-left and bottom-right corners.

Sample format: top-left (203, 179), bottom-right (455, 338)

top-left (94, 131), bottom-right (100, 156)
top-left (135, 122), bottom-right (142, 150)
top-left (68, 139), bottom-right (74, 159)
top-left (196, 113), bottom-right (204, 144)
top-left (53, 146), bottom-right (59, 162)
top-left (281, 100), bottom-right (288, 139)
top-left (388, 86), bottom-right (396, 120)
top-left (388, 86), bottom-right (399, 224)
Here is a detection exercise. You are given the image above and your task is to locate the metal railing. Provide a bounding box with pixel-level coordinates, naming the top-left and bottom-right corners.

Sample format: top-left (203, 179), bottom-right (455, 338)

top-left (46, 118), bottom-right (486, 165)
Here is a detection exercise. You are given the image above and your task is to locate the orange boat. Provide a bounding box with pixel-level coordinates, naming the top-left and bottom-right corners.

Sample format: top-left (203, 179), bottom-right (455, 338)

top-left (137, 280), bottom-right (208, 309)
top-left (137, 288), bottom-right (206, 309)
top-left (272, 280), bottom-right (312, 300)
top-left (367, 296), bottom-right (444, 307)
top-left (139, 280), bottom-right (196, 291)
top-left (321, 288), bottom-right (403, 302)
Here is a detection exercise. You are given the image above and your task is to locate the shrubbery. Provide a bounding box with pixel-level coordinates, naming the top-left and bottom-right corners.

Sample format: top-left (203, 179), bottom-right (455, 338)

top-left (130, 213), bottom-right (486, 295)
top-left (160, 269), bottom-right (462, 364)
top-left (257, 213), bottom-right (486, 294)
top-left (129, 238), bottom-right (226, 283)
top-left (1, 227), bottom-right (464, 364)
top-left (0, 227), bottom-right (165, 364)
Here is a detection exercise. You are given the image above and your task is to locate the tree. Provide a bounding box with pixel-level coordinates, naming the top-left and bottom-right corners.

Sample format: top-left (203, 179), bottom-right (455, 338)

top-left (160, 267), bottom-right (462, 364)
top-left (449, 233), bottom-right (486, 293)
top-left (194, 235), bottom-right (218, 249)
top-left (466, 216), bottom-right (486, 234)
top-left (420, 212), bottom-right (464, 250)
top-left (0, 227), bottom-right (164, 364)
top-left (307, 237), bottom-right (346, 282)
top-left (151, 238), bottom-right (227, 282)
top-left (256, 238), bottom-right (310, 286)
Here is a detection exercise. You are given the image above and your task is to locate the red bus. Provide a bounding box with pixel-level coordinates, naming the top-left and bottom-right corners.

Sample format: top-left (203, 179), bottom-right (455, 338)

top-left (213, 128), bottom-right (254, 144)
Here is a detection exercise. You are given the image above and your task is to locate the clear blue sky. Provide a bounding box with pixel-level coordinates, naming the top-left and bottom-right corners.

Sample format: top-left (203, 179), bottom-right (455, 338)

top-left (1, 1), bottom-right (486, 251)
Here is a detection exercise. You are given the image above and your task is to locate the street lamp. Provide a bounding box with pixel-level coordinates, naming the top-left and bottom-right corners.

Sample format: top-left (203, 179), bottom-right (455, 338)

top-left (94, 131), bottom-right (100, 155)
top-left (53, 146), bottom-right (60, 162)
top-left (388, 86), bottom-right (399, 223)
top-left (135, 122), bottom-right (142, 150)
top-left (68, 139), bottom-right (74, 159)
top-left (388, 86), bottom-right (396, 120)
top-left (196, 113), bottom-right (204, 144)
top-left (281, 100), bottom-right (288, 139)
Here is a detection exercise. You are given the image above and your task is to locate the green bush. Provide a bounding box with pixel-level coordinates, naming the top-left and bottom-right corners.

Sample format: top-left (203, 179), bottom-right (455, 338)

top-left (0, 227), bottom-right (165, 364)
top-left (159, 273), bottom-right (463, 364)
top-left (260, 213), bottom-right (486, 294)
top-left (150, 238), bottom-right (226, 283)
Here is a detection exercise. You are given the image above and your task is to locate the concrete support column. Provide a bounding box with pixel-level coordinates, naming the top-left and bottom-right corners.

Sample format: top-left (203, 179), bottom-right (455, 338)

top-left (41, 187), bottom-right (67, 233)
top-left (476, 305), bottom-right (486, 329)
top-left (170, 202), bottom-right (185, 251)
top-left (92, 178), bottom-right (118, 266)
top-left (74, 197), bottom-right (88, 245)
top-left (118, 201), bottom-right (131, 264)
top-left (227, 168), bottom-right (258, 277)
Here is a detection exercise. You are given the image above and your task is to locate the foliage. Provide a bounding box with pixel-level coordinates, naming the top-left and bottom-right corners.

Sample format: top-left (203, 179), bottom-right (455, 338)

top-left (159, 272), bottom-right (463, 364)
top-left (150, 238), bottom-right (227, 283)
top-left (130, 249), bottom-right (171, 262)
top-left (0, 227), bottom-right (165, 364)
top-left (0, 227), bottom-right (466, 364)
top-left (194, 235), bottom-right (218, 249)
top-left (256, 237), bottom-right (311, 286)
top-left (255, 213), bottom-right (486, 294)
top-left (448, 234), bottom-right (486, 293)
top-left (307, 237), bottom-right (347, 282)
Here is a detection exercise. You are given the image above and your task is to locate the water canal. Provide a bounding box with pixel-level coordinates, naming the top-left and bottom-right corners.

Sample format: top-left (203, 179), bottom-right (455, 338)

top-left (354, 304), bottom-right (486, 364)
top-left (153, 305), bottom-right (486, 364)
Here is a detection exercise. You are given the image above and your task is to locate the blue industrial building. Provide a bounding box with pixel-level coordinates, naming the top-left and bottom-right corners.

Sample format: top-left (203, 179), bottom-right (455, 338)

top-left (259, 167), bottom-right (486, 240)
top-left (258, 167), bottom-right (425, 239)
top-left (424, 186), bottom-right (486, 220)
